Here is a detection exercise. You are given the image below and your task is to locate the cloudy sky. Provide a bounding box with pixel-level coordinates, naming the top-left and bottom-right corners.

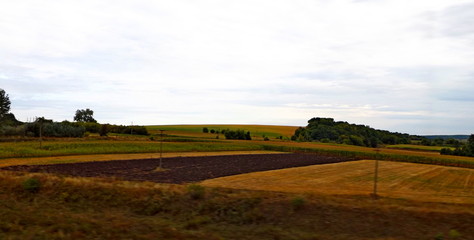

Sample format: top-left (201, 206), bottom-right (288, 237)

top-left (1, 0), bottom-right (473, 135)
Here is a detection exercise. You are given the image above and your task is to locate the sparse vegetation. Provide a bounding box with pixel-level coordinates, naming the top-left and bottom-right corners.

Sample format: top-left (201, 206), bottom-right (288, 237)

top-left (0, 171), bottom-right (472, 240)
top-left (187, 184), bottom-right (206, 200)
top-left (290, 196), bottom-right (306, 211)
top-left (22, 177), bottom-right (41, 193)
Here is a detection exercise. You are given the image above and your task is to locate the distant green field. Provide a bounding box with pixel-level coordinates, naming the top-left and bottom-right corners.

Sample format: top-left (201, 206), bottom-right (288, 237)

top-left (147, 124), bottom-right (299, 139)
top-left (1, 124), bottom-right (473, 169)
top-left (386, 144), bottom-right (452, 152)
top-left (0, 140), bottom-right (262, 159)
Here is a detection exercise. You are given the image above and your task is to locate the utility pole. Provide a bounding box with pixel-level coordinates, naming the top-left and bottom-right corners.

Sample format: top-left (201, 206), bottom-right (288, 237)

top-left (38, 117), bottom-right (43, 149)
top-left (373, 148), bottom-right (380, 199)
top-left (159, 129), bottom-right (165, 169)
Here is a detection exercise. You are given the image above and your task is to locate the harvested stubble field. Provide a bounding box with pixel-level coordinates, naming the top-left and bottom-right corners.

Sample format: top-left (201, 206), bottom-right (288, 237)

top-left (202, 160), bottom-right (474, 204)
top-left (1, 153), bottom-right (354, 184)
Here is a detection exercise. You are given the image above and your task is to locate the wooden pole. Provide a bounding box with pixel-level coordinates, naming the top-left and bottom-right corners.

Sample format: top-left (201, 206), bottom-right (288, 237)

top-left (373, 149), bottom-right (380, 199)
top-left (159, 130), bottom-right (164, 169)
top-left (39, 123), bottom-right (42, 149)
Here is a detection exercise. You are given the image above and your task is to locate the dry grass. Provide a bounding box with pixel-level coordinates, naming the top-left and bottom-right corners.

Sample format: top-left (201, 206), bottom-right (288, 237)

top-left (0, 150), bottom-right (283, 167)
top-left (202, 160), bottom-right (474, 204)
top-left (1, 170), bottom-right (473, 239)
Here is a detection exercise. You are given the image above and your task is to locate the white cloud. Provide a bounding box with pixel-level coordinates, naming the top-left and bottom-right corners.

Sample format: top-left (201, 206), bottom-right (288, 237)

top-left (1, 0), bottom-right (473, 134)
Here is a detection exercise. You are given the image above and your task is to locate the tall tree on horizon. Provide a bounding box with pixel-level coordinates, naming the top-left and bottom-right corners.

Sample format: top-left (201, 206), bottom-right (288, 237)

top-left (74, 108), bottom-right (97, 123)
top-left (0, 88), bottom-right (11, 119)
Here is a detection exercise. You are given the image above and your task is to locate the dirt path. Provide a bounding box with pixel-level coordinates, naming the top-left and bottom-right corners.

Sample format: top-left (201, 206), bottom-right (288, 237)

top-left (1, 153), bottom-right (354, 183)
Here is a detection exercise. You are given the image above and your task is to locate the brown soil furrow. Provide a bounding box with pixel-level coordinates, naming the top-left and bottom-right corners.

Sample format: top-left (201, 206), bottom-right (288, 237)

top-left (1, 153), bottom-right (355, 184)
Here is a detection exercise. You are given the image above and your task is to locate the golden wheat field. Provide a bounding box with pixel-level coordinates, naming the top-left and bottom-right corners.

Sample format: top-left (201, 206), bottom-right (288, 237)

top-left (202, 160), bottom-right (474, 204)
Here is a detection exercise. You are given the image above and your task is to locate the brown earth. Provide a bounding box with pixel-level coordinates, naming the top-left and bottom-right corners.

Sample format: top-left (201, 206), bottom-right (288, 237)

top-left (1, 153), bottom-right (354, 184)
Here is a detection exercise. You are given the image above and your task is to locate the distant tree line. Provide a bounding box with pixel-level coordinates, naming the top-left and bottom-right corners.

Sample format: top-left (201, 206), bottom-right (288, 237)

top-left (202, 127), bottom-right (222, 134)
top-left (77, 122), bottom-right (148, 136)
top-left (440, 134), bottom-right (474, 157)
top-left (292, 117), bottom-right (414, 147)
top-left (0, 90), bottom-right (148, 138)
top-left (202, 127), bottom-right (251, 140)
top-left (419, 138), bottom-right (462, 148)
top-left (224, 129), bottom-right (251, 140)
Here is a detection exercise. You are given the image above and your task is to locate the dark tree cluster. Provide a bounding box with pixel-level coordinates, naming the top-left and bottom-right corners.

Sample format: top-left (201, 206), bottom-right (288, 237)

top-left (0, 88), bottom-right (10, 119)
top-left (72, 108), bottom-right (148, 136)
top-left (75, 122), bottom-right (149, 136)
top-left (292, 117), bottom-right (412, 147)
top-left (74, 109), bottom-right (97, 123)
top-left (420, 138), bottom-right (462, 147)
top-left (26, 118), bottom-right (86, 138)
top-left (224, 129), bottom-right (251, 140)
top-left (0, 88), bottom-right (21, 127)
top-left (441, 134), bottom-right (474, 157)
top-left (202, 127), bottom-right (222, 134)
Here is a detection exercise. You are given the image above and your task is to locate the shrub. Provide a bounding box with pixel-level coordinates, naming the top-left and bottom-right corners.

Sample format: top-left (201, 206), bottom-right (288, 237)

top-left (0, 125), bottom-right (25, 136)
top-left (434, 233), bottom-right (444, 240)
top-left (22, 177), bottom-right (41, 193)
top-left (291, 196), bottom-right (306, 211)
top-left (449, 229), bottom-right (461, 238)
top-left (202, 127), bottom-right (209, 133)
top-left (187, 184), bottom-right (205, 200)
top-left (184, 216), bottom-right (211, 229)
top-left (224, 129), bottom-right (252, 140)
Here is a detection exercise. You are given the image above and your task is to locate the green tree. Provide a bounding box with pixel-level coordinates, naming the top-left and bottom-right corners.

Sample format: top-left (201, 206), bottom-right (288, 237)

top-left (467, 134), bottom-right (474, 156)
top-left (74, 109), bottom-right (97, 123)
top-left (0, 88), bottom-right (11, 119)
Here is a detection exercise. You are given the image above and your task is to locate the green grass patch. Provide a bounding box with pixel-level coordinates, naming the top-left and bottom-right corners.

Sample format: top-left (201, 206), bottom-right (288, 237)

top-left (0, 140), bottom-right (263, 159)
top-left (147, 124), bottom-right (298, 139)
top-left (386, 144), bottom-right (452, 152)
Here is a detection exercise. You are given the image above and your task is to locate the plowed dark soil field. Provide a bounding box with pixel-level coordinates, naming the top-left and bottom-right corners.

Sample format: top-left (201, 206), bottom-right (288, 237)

top-left (2, 153), bottom-right (355, 183)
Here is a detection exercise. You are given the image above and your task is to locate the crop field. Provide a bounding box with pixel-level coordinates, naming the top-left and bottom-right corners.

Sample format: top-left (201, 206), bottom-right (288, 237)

top-left (260, 141), bottom-right (474, 168)
top-left (202, 160), bottom-right (474, 204)
top-left (1, 124), bottom-right (474, 239)
top-left (0, 139), bottom-right (263, 159)
top-left (147, 124), bottom-right (298, 139)
top-left (386, 144), bottom-right (453, 152)
top-left (1, 124), bottom-right (474, 169)
top-left (1, 170), bottom-right (472, 240)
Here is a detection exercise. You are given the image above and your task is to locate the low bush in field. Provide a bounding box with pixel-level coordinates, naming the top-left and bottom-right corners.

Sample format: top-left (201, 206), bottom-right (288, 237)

top-left (187, 184), bottom-right (206, 200)
top-left (291, 196), bottom-right (306, 211)
top-left (22, 177), bottom-right (41, 193)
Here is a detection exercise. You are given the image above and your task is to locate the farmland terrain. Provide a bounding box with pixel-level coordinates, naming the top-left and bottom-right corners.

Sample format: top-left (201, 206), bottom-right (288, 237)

top-left (2, 153), bottom-right (354, 183)
top-left (0, 124), bottom-right (473, 239)
top-left (203, 160), bottom-right (474, 204)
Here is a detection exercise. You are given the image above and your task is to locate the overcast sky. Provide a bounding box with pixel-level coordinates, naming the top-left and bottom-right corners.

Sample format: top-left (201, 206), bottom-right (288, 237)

top-left (1, 0), bottom-right (473, 135)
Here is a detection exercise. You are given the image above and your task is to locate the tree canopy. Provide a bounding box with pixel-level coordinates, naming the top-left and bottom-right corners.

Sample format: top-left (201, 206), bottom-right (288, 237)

top-left (74, 109), bottom-right (97, 123)
top-left (0, 88), bottom-right (11, 119)
top-left (292, 117), bottom-right (412, 147)
top-left (441, 134), bottom-right (474, 157)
